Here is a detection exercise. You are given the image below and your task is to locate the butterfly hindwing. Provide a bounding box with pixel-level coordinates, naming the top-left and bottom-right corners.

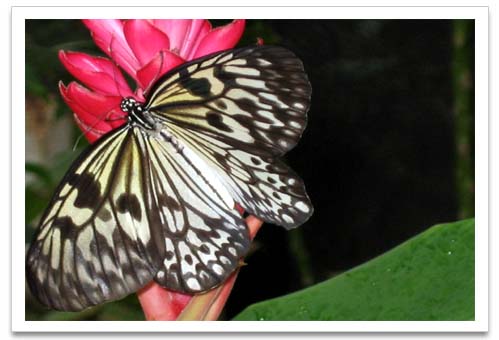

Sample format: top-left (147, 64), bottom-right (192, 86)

top-left (170, 125), bottom-right (313, 228)
top-left (137, 128), bottom-right (249, 293)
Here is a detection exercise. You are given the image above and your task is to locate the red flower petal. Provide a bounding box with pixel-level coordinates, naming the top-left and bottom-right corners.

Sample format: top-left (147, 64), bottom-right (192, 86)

top-left (151, 19), bottom-right (212, 59)
top-left (72, 113), bottom-right (108, 143)
top-left (152, 19), bottom-right (192, 55)
top-left (123, 20), bottom-right (170, 66)
top-left (59, 51), bottom-right (134, 97)
top-left (136, 51), bottom-right (185, 93)
top-left (137, 282), bottom-right (191, 321)
top-left (181, 20), bottom-right (212, 59)
top-left (193, 20), bottom-right (245, 59)
top-left (59, 81), bottom-right (126, 140)
top-left (83, 19), bottom-right (140, 80)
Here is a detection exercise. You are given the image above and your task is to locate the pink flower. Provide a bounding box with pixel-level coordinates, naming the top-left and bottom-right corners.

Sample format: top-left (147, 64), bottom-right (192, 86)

top-left (59, 19), bottom-right (245, 142)
top-left (59, 18), bottom-right (258, 321)
top-left (57, 19), bottom-right (253, 320)
top-left (59, 20), bottom-right (262, 320)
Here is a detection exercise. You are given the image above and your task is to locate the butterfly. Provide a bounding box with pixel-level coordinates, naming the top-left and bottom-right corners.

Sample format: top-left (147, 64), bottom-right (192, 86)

top-left (26, 45), bottom-right (313, 311)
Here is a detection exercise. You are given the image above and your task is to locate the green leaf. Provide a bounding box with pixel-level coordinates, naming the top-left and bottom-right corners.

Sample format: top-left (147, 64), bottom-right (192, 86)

top-left (234, 219), bottom-right (474, 321)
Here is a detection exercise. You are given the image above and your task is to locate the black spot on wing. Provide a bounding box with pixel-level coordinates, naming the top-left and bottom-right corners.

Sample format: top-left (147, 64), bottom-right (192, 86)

top-left (116, 193), bottom-right (142, 221)
top-left (53, 217), bottom-right (78, 239)
top-left (206, 112), bottom-right (233, 132)
top-left (97, 208), bottom-right (112, 222)
top-left (178, 68), bottom-right (212, 97)
top-left (215, 100), bottom-right (227, 110)
top-left (199, 244), bottom-right (210, 254)
top-left (68, 173), bottom-right (101, 209)
top-left (213, 64), bottom-right (230, 82)
top-left (165, 251), bottom-right (174, 260)
top-left (158, 194), bottom-right (181, 211)
top-left (250, 157), bottom-right (262, 165)
top-left (169, 263), bottom-right (179, 273)
top-left (184, 254), bottom-right (193, 265)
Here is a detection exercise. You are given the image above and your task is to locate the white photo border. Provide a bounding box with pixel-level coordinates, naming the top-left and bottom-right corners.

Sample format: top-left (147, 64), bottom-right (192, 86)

top-left (12, 5), bottom-right (488, 333)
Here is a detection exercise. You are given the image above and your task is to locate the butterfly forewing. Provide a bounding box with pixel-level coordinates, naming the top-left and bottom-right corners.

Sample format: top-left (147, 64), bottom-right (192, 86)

top-left (26, 127), bottom-right (167, 311)
top-left (27, 126), bottom-right (250, 310)
top-left (147, 46), bottom-right (310, 156)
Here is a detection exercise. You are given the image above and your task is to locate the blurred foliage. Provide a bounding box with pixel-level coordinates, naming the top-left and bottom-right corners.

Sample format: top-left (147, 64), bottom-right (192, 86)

top-left (25, 19), bottom-right (474, 321)
top-left (234, 219), bottom-right (474, 321)
top-left (452, 20), bottom-right (475, 219)
top-left (26, 292), bottom-right (145, 321)
top-left (25, 20), bottom-right (93, 231)
top-left (25, 20), bottom-right (101, 118)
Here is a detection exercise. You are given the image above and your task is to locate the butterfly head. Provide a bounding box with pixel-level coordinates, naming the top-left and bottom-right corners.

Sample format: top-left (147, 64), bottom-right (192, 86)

top-left (120, 97), bottom-right (141, 113)
top-left (121, 97), bottom-right (156, 130)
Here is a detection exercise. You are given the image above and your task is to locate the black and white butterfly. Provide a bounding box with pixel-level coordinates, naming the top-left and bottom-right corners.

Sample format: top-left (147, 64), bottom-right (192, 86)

top-left (26, 45), bottom-right (313, 311)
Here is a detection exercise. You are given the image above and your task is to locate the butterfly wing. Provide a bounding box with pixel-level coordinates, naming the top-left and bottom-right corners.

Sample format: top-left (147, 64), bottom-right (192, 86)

top-left (26, 124), bottom-right (249, 311)
top-left (136, 128), bottom-right (249, 293)
top-left (26, 126), bottom-right (167, 311)
top-left (145, 45), bottom-right (313, 228)
top-left (160, 127), bottom-right (312, 229)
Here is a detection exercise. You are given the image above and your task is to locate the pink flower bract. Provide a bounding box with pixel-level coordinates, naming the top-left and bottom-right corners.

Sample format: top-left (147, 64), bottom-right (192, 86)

top-left (59, 19), bottom-right (270, 320)
top-left (57, 19), bottom-right (247, 319)
top-left (60, 19), bottom-right (245, 142)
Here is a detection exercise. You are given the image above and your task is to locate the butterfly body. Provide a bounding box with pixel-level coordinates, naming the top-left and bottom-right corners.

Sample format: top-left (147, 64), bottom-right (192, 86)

top-left (27, 45), bottom-right (313, 311)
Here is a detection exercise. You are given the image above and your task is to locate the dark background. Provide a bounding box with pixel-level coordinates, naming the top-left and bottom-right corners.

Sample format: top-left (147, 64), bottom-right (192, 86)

top-left (25, 19), bottom-right (475, 320)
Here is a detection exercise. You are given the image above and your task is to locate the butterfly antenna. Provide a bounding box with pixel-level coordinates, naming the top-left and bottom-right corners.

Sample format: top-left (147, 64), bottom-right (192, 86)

top-left (71, 108), bottom-right (128, 150)
top-left (72, 129), bottom-right (87, 151)
top-left (71, 114), bottom-right (103, 150)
